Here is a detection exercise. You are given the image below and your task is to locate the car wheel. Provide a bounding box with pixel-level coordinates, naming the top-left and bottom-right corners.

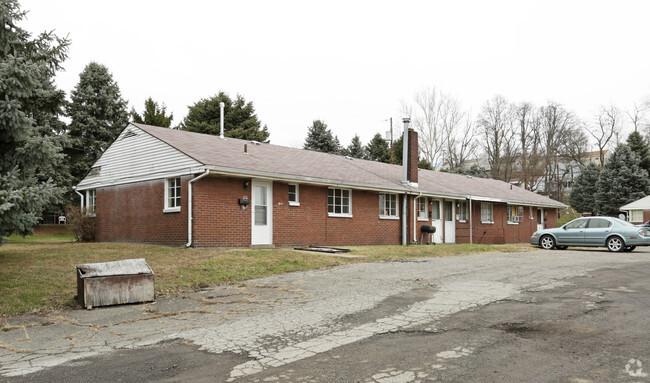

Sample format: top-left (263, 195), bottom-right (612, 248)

top-left (540, 235), bottom-right (555, 250)
top-left (556, 245), bottom-right (568, 250)
top-left (606, 236), bottom-right (624, 252)
top-left (623, 246), bottom-right (636, 252)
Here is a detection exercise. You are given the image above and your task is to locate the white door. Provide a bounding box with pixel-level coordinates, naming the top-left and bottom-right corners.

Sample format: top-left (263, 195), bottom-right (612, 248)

top-left (444, 200), bottom-right (456, 243)
top-left (251, 180), bottom-right (273, 245)
top-left (431, 199), bottom-right (443, 244)
top-left (537, 208), bottom-right (544, 232)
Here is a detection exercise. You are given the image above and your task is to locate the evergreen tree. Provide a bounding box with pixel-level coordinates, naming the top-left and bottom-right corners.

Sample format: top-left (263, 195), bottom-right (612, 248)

top-left (344, 135), bottom-right (365, 158)
top-left (131, 97), bottom-right (173, 127)
top-left (627, 130), bottom-right (650, 175)
top-left (392, 135), bottom-right (403, 165)
top-left (569, 163), bottom-right (601, 214)
top-left (365, 133), bottom-right (390, 163)
top-left (0, 0), bottom-right (70, 240)
top-left (67, 62), bottom-right (129, 182)
top-left (180, 92), bottom-right (269, 142)
top-left (303, 120), bottom-right (340, 154)
top-left (418, 159), bottom-right (434, 170)
top-left (595, 144), bottom-right (650, 216)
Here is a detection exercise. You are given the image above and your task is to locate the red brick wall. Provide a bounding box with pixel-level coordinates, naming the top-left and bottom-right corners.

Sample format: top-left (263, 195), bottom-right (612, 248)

top-left (407, 129), bottom-right (418, 184)
top-left (94, 175), bottom-right (557, 247)
top-left (95, 177), bottom-right (189, 245)
top-left (192, 176), bottom-right (252, 247)
top-left (455, 203), bottom-right (558, 244)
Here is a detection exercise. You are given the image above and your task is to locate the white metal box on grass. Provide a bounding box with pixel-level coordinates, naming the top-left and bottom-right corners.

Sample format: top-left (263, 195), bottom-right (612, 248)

top-left (76, 258), bottom-right (155, 309)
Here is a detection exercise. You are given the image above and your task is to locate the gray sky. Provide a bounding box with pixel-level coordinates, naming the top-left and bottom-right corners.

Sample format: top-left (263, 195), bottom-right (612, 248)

top-left (21, 0), bottom-right (650, 149)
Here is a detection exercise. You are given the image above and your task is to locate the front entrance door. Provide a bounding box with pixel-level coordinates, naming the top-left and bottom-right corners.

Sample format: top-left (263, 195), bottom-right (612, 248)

top-left (431, 199), bottom-right (443, 244)
top-left (537, 208), bottom-right (544, 232)
top-left (444, 200), bottom-right (456, 243)
top-left (251, 180), bottom-right (273, 245)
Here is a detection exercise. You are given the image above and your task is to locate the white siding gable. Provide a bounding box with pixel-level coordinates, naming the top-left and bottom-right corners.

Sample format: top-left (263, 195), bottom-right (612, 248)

top-left (77, 124), bottom-right (203, 189)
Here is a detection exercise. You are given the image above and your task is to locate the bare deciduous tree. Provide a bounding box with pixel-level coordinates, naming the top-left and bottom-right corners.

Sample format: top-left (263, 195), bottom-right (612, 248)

top-left (514, 102), bottom-right (543, 191)
top-left (586, 104), bottom-right (619, 167)
top-left (477, 95), bottom-right (516, 181)
top-left (402, 87), bottom-right (447, 169)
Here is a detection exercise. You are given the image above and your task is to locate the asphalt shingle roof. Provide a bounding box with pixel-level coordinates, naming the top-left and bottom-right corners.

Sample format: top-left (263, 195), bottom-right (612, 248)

top-left (134, 123), bottom-right (565, 208)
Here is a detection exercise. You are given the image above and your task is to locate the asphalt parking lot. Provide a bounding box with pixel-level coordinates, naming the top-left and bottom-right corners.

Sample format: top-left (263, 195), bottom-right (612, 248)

top-left (2, 247), bottom-right (650, 382)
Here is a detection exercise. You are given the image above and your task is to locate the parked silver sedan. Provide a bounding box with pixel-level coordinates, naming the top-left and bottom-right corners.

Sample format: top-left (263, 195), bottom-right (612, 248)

top-left (530, 216), bottom-right (650, 252)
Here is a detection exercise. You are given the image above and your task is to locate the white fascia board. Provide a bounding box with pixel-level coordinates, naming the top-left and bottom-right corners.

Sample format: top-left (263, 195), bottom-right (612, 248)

top-left (76, 167), bottom-right (207, 191)
top-left (203, 165), bottom-right (411, 194)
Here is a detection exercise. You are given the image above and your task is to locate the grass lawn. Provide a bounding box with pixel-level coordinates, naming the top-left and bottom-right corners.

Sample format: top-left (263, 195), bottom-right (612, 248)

top-left (0, 227), bottom-right (531, 318)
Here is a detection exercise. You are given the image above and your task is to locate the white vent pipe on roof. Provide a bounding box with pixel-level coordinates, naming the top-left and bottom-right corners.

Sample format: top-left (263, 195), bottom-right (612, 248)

top-left (220, 102), bottom-right (225, 139)
top-left (402, 118), bottom-right (410, 185)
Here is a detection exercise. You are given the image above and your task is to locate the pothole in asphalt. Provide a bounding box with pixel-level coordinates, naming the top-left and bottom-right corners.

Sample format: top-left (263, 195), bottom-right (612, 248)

top-left (491, 321), bottom-right (545, 339)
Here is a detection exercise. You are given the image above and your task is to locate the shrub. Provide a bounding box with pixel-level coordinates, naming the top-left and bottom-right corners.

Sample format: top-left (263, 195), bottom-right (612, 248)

top-left (65, 205), bottom-right (96, 242)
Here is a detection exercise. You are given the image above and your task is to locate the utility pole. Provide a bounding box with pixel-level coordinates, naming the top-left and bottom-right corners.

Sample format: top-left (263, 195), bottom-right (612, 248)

top-left (389, 117), bottom-right (393, 164)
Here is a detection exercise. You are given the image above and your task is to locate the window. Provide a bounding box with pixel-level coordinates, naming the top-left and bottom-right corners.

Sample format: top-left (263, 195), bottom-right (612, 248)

top-left (507, 205), bottom-right (524, 223)
top-left (164, 177), bottom-right (181, 212)
top-left (288, 184), bottom-right (299, 206)
top-left (328, 188), bottom-right (351, 217)
top-left (630, 210), bottom-right (643, 223)
top-left (431, 200), bottom-right (441, 220)
top-left (417, 198), bottom-right (428, 221)
top-left (86, 189), bottom-right (96, 215)
top-left (566, 219), bottom-right (588, 229)
top-left (588, 218), bottom-right (611, 229)
top-left (444, 201), bottom-right (453, 221)
top-left (481, 202), bottom-right (493, 223)
top-left (379, 193), bottom-right (399, 218)
top-left (458, 201), bottom-right (468, 222)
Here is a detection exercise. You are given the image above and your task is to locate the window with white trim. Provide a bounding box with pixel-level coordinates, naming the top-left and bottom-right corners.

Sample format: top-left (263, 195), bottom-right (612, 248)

top-left (481, 202), bottom-right (494, 223)
top-left (328, 188), bottom-right (351, 217)
top-left (630, 210), bottom-right (643, 222)
top-left (458, 201), bottom-right (468, 221)
top-left (379, 193), bottom-right (399, 219)
top-left (507, 205), bottom-right (518, 224)
top-left (164, 177), bottom-right (181, 212)
top-left (288, 184), bottom-right (299, 206)
top-left (86, 189), bottom-right (96, 215)
top-left (417, 198), bottom-right (428, 220)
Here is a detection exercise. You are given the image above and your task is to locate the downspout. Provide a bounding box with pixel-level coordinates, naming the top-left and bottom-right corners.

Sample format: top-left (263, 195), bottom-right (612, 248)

top-left (469, 196), bottom-right (473, 244)
top-left (73, 186), bottom-right (85, 212)
top-left (413, 193), bottom-right (422, 243)
top-left (402, 192), bottom-right (408, 245)
top-left (186, 169), bottom-right (211, 247)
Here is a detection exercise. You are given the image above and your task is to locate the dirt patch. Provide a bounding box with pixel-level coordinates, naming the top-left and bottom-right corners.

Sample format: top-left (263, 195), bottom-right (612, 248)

top-left (33, 225), bottom-right (70, 236)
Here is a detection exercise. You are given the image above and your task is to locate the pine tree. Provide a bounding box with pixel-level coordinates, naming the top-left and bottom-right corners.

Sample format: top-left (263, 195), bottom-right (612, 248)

top-left (180, 92), bottom-right (269, 142)
top-left (595, 144), bottom-right (650, 216)
top-left (303, 120), bottom-right (340, 154)
top-left (365, 134), bottom-right (390, 163)
top-left (131, 97), bottom-right (173, 127)
top-left (569, 163), bottom-right (601, 214)
top-left (0, 0), bottom-right (70, 240)
top-left (627, 130), bottom-right (650, 175)
top-left (344, 135), bottom-right (365, 158)
top-left (67, 62), bottom-right (129, 182)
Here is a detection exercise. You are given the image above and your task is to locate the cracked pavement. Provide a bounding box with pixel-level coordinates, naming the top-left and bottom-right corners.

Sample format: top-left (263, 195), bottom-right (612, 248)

top-left (2, 248), bottom-right (650, 382)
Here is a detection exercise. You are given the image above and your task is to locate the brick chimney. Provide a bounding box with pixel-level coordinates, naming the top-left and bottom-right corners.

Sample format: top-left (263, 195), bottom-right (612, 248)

top-left (406, 128), bottom-right (418, 184)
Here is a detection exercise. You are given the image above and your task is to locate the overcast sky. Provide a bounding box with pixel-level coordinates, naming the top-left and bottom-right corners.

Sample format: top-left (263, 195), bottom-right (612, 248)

top-left (21, 0), bottom-right (650, 149)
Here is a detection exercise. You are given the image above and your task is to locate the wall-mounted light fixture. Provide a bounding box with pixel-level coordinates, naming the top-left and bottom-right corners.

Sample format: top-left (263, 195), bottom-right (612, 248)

top-left (243, 181), bottom-right (249, 190)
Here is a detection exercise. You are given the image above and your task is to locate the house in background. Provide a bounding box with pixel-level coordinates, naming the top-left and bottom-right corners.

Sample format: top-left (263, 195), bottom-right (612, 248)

top-left (75, 122), bottom-right (565, 248)
top-left (620, 196), bottom-right (650, 224)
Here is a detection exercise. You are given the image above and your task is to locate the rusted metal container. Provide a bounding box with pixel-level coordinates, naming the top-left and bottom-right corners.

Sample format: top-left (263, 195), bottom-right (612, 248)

top-left (76, 258), bottom-right (155, 309)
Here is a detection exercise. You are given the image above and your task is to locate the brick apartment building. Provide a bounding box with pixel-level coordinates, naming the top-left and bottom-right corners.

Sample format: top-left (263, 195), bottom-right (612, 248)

top-left (75, 123), bottom-right (564, 247)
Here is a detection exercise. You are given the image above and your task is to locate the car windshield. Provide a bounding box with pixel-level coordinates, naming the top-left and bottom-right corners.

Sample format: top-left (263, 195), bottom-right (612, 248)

top-left (611, 217), bottom-right (634, 227)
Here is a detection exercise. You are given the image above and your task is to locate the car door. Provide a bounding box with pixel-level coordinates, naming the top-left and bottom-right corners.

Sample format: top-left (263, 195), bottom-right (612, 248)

top-left (555, 218), bottom-right (588, 245)
top-left (583, 218), bottom-right (612, 245)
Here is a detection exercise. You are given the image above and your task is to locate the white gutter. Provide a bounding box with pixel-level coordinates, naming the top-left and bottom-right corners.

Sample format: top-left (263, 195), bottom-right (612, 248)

top-left (402, 193), bottom-right (408, 245)
top-left (469, 197), bottom-right (473, 244)
top-left (186, 169), bottom-right (211, 247)
top-left (413, 193), bottom-right (422, 242)
top-left (73, 186), bottom-right (85, 212)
